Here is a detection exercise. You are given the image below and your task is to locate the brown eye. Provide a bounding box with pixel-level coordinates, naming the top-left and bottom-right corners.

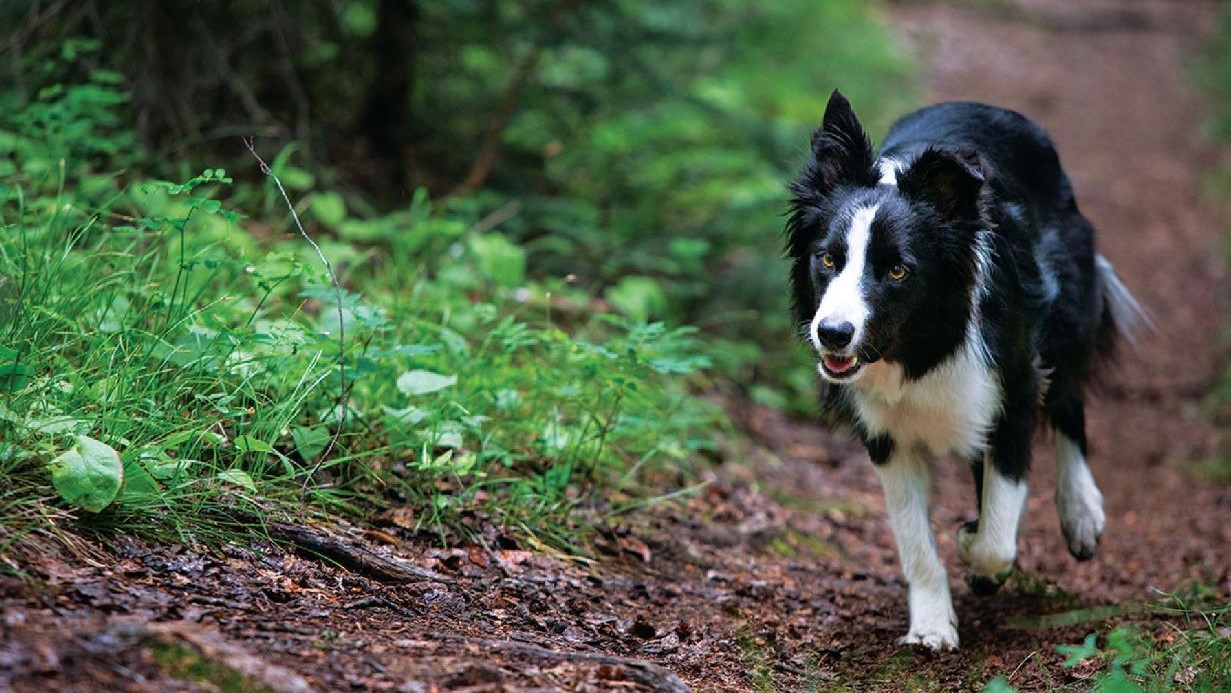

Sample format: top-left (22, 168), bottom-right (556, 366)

top-left (820, 252), bottom-right (835, 269)
top-left (888, 263), bottom-right (909, 281)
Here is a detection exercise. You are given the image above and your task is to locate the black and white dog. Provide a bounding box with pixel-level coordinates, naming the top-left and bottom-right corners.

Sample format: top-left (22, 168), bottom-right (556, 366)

top-left (786, 91), bottom-right (1145, 650)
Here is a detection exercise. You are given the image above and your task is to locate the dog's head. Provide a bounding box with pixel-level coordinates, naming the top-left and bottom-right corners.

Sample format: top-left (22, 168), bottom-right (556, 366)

top-left (787, 91), bottom-right (987, 383)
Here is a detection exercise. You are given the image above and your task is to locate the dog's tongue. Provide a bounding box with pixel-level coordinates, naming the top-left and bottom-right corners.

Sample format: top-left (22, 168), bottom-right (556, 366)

top-left (824, 354), bottom-right (857, 374)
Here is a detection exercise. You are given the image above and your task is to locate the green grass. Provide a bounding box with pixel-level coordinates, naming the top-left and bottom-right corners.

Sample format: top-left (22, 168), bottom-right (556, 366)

top-left (0, 179), bottom-right (721, 549)
top-left (979, 595), bottom-right (1231, 693)
top-left (0, 71), bottom-right (721, 556)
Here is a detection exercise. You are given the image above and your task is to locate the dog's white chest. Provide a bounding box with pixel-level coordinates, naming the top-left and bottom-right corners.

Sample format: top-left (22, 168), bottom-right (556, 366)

top-left (852, 348), bottom-right (1001, 458)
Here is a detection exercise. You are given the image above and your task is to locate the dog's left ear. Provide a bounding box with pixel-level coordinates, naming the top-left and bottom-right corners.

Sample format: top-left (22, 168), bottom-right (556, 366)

top-left (898, 148), bottom-right (985, 221)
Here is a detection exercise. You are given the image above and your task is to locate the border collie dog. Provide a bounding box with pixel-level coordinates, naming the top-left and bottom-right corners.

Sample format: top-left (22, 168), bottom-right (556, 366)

top-left (786, 91), bottom-right (1144, 650)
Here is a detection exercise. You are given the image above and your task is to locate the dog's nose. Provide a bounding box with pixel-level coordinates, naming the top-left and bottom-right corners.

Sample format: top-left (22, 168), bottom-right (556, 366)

top-left (816, 320), bottom-right (855, 349)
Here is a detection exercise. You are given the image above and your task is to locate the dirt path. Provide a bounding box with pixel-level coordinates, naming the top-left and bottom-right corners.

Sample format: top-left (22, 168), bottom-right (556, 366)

top-left (3, 1), bottom-right (1229, 691)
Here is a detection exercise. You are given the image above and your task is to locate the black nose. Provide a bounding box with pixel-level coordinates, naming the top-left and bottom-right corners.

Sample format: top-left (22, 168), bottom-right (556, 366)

top-left (816, 320), bottom-right (855, 349)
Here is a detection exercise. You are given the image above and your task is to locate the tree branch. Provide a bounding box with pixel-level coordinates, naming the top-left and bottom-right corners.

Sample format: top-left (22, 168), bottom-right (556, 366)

top-left (449, 0), bottom-right (582, 196)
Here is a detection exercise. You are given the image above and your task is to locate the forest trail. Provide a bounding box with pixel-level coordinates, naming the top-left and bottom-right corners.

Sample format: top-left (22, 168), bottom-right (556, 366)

top-left (2, 0), bottom-right (1228, 691)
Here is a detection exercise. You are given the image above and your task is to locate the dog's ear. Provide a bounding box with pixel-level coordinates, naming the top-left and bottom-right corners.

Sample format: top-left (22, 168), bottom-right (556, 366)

top-left (796, 90), bottom-right (878, 195)
top-left (898, 148), bottom-right (985, 221)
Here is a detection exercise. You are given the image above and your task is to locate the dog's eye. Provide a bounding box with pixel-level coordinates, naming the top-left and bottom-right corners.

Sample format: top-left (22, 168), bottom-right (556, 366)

top-left (888, 263), bottom-right (909, 281)
top-left (819, 252), bottom-right (835, 269)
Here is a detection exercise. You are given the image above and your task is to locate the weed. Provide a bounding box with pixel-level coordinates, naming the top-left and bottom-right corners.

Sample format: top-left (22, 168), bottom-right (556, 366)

top-left (985, 596), bottom-right (1231, 692)
top-left (0, 63), bottom-right (722, 554)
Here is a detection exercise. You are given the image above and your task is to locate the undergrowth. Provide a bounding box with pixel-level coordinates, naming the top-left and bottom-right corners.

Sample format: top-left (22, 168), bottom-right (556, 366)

top-left (982, 595), bottom-right (1231, 692)
top-left (1195, 0), bottom-right (1231, 480)
top-left (0, 60), bottom-right (719, 554)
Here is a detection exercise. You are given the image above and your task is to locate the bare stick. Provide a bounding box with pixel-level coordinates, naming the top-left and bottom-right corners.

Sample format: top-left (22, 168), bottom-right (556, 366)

top-left (243, 138), bottom-right (345, 477)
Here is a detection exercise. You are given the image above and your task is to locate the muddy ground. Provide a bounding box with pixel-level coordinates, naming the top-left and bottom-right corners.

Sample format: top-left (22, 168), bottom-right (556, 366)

top-left (3, 0), bottom-right (1230, 690)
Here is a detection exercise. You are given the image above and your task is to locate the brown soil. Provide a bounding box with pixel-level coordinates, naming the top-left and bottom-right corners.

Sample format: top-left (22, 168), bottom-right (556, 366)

top-left (3, 0), bottom-right (1229, 690)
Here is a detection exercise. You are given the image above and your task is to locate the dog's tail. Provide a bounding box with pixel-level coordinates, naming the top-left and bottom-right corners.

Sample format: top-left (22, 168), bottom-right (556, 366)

top-left (1094, 254), bottom-right (1151, 360)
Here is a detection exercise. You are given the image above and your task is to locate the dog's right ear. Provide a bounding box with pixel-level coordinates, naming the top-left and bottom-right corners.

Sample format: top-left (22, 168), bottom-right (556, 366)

top-left (795, 90), bottom-right (879, 195)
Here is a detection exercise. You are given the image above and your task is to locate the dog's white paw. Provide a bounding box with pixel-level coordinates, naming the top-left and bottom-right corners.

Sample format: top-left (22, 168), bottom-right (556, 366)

top-left (902, 588), bottom-right (959, 651)
top-left (1055, 435), bottom-right (1105, 561)
top-left (956, 520), bottom-right (1014, 593)
top-left (897, 624), bottom-right (959, 651)
top-left (1059, 494), bottom-right (1104, 561)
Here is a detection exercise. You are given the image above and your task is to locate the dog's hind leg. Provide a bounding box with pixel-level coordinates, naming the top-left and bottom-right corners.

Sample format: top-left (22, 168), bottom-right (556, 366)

top-left (1048, 391), bottom-right (1105, 560)
top-left (873, 448), bottom-right (959, 651)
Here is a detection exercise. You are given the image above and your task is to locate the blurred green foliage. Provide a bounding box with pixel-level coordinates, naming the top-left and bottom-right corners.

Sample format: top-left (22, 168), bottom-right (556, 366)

top-left (1195, 4), bottom-right (1231, 478)
top-left (2, 0), bottom-right (914, 412)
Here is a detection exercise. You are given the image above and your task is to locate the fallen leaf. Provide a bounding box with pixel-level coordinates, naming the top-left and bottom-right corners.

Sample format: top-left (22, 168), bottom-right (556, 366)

top-left (618, 535), bottom-right (652, 563)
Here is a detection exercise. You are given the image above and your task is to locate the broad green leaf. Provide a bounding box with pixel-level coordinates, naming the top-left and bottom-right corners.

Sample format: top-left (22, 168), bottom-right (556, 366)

top-left (435, 421), bottom-right (464, 449)
top-left (381, 405), bottom-right (428, 426)
top-left (981, 676), bottom-right (1017, 693)
top-left (469, 233), bottom-right (526, 288)
top-left (119, 456), bottom-right (162, 504)
top-left (48, 436), bottom-right (123, 513)
top-left (0, 360), bottom-right (32, 393)
top-left (217, 469), bottom-right (257, 492)
top-left (157, 429), bottom-right (220, 452)
top-left (144, 453), bottom-right (188, 481)
top-left (291, 426), bottom-right (330, 460)
top-left (28, 412), bottom-right (92, 435)
top-left (233, 435), bottom-right (275, 454)
top-left (397, 370), bottom-right (457, 396)
top-left (604, 276), bottom-right (668, 323)
top-left (311, 191), bottom-right (347, 226)
top-left (1058, 633), bottom-right (1101, 667)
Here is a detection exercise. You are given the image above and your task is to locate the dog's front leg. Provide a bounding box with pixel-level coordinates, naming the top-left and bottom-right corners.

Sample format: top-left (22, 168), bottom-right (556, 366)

top-left (873, 449), bottom-right (958, 651)
top-left (958, 450), bottom-right (1028, 594)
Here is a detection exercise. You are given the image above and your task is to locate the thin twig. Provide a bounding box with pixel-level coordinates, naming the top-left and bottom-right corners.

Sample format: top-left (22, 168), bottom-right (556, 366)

top-left (0, 0), bottom-right (74, 56)
top-left (266, 521), bottom-right (453, 584)
top-left (467, 199), bottom-right (523, 236)
top-left (243, 137), bottom-right (346, 478)
top-left (436, 636), bottom-right (691, 693)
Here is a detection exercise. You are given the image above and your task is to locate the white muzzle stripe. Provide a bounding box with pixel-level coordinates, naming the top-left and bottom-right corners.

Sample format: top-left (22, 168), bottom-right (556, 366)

top-left (811, 205), bottom-right (877, 353)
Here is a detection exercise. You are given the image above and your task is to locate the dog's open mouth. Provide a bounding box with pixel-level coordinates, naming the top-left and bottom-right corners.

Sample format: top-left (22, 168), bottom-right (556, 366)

top-left (820, 353), bottom-right (863, 380)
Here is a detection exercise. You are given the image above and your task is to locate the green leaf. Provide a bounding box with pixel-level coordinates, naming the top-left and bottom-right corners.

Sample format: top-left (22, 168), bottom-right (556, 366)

top-left (144, 453), bottom-right (188, 481)
top-left (119, 456), bottom-right (162, 505)
top-left (1058, 633), bottom-right (1101, 668)
top-left (233, 435), bottom-right (275, 454)
top-left (435, 421), bottom-right (464, 449)
top-left (89, 69), bottom-right (125, 85)
top-left (469, 233), bottom-right (526, 287)
top-left (48, 436), bottom-right (123, 513)
top-left (1096, 668), bottom-right (1143, 693)
top-left (311, 191), bottom-right (347, 226)
top-left (381, 405), bottom-right (429, 426)
top-left (26, 411), bottom-right (91, 435)
top-left (604, 276), bottom-right (668, 323)
top-left (217, 469), bottom-right (257, 492)
top-left (981, 676), bottom-right (1018, 693)
top-left (397, 370), bottom-right (457, 396)
top-left (291, 426), bottom-right (330, 460)
top-left (0, 360), bottom-right (33, 393)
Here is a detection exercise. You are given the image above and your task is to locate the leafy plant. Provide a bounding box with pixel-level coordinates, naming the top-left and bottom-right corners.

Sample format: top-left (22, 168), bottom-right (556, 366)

top-left (983, 598), bottom-right (1231, 693)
